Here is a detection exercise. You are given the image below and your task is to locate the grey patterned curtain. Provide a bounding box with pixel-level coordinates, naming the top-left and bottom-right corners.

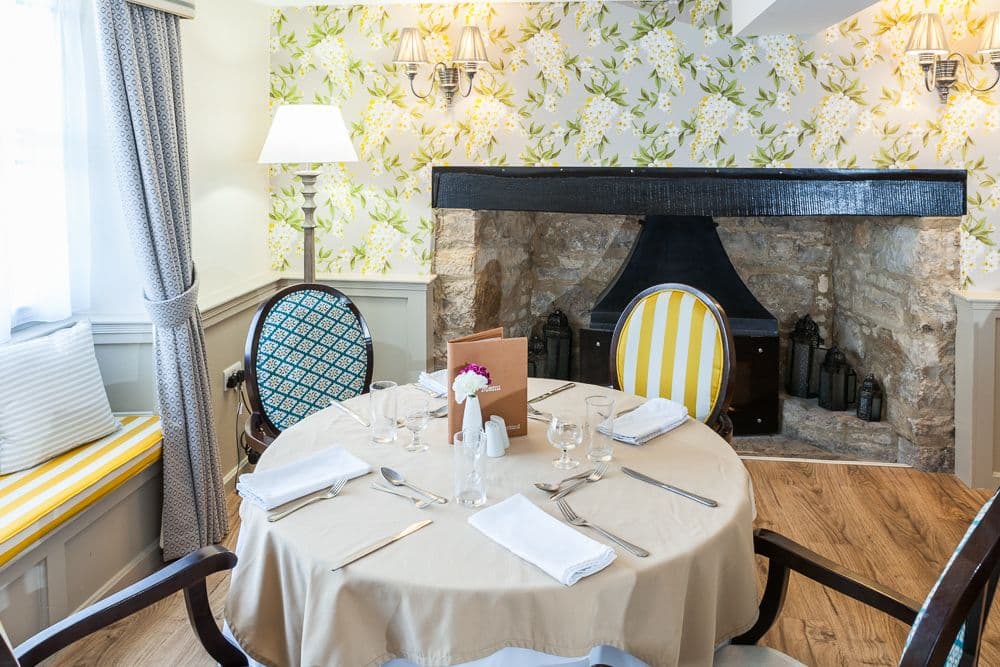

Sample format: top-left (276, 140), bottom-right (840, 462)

top-left (96, 0), bottom-right (227, 559)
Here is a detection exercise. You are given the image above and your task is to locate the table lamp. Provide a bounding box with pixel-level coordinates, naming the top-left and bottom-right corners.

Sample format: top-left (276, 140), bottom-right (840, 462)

top-left (258, 104), bottom-right (358, 283)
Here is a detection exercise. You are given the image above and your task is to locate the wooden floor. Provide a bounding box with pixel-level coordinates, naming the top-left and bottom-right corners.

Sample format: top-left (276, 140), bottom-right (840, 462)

top-left (46, 460), bottom-right (996, 666)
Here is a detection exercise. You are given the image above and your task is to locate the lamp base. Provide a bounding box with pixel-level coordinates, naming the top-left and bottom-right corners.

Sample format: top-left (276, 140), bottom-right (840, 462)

top-left (296, 171), bottom-right (319, 283)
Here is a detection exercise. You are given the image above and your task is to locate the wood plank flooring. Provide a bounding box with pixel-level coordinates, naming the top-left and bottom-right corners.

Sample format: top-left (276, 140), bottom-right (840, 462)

top-left (45, 460), bottom-right (996, 666)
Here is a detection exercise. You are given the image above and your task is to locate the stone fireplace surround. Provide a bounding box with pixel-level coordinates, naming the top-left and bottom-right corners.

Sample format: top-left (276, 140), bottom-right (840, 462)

top-left (431, 168), bottom-right (965, 471)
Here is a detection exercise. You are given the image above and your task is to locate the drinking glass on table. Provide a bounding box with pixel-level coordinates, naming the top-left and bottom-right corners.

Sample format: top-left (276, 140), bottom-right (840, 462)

top-left (585, 396), bottom-right (615, 462)
top-left (403, 398), bottom-right (430, 453)
top-left (453, 428), bottom-right (486, 507)
top-left (548, 412), bottom-right (583, 470)
top-left (370, 380), bottom-right (398, 445)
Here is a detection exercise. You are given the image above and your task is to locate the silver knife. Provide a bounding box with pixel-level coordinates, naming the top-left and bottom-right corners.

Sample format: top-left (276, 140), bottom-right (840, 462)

top-left (621, 467), bottom-right (718, 507)
top-left (329, 399), bottom-right (370, 428)
top-left (331, 519), bottom-right (432, 571)
top-left (528, 382), bottom-right (576, 404)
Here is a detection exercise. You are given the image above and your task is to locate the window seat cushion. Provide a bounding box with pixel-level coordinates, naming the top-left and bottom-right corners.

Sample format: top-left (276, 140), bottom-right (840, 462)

top-left (0, 414), bottom-right (162, 568)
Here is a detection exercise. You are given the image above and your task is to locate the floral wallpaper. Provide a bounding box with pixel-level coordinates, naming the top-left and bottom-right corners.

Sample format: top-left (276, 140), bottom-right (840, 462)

top-left (268, 0), bottom-right (1000, 286)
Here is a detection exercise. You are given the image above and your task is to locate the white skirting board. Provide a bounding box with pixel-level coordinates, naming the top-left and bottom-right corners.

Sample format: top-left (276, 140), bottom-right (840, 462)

top-left (954, 291), bottom-right (1000, 489)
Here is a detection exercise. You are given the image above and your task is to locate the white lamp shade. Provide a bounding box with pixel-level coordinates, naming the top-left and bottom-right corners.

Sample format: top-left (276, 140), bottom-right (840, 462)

top-left (454, 26), bottom-right (488, 64)
top-left (980, 11), bottom-right (1000, 56)
top-left (258, 104), bottom-right (358, 165)
top-left (394, 27), bottom-right (428, 64)
top-left (906, 11), bottom-right (949, 56)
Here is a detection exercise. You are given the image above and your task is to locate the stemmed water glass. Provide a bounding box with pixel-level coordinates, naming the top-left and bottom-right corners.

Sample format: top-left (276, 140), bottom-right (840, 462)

top-left (547, 412), bottom-right (583, 470)
top-left (404, 398), bottom-right (430, 453)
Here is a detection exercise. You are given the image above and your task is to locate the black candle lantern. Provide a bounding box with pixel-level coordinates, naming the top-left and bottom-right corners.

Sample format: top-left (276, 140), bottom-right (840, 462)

top-left (527, 335), bottom-right (546, 378)
top-left (818, 346), bottom-right (856, 411)
top-left (787, 314), bottom-right (823, 398)
top-left (543, 310), bottom-right (572, 380)
top-left (856, 374), bottom-right (883, 422)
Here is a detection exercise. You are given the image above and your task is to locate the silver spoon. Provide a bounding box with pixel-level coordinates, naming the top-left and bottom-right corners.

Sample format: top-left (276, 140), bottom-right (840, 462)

top-left (370, 483), bottom-right (431, 509)
top-left (533, 468), bottom-right (595, 493)
top-left (550, 462), bottom-right (609, 501)
top-left (267, 477), bottom-right (348, 522)
top-left (381, 467), bottom-right (448, 504)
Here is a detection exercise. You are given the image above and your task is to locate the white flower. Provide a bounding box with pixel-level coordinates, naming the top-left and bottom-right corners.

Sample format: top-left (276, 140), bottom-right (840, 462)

top-left (810, 92), bottom-right (859, 161)
top-left (691, 93), bottom-right (737, 161)
top-left (453, 370), bottom-right (488, 401)
top-left (703, 27), bottom-right (719, 46)
top-left (760, 35), bottom-right (804, 91)
top-left (638, 28), bottom-right (684, 93)
top-left (526, 29), bottom-right (569, 95)
top-left (577, 94), bottom-right (619, 157)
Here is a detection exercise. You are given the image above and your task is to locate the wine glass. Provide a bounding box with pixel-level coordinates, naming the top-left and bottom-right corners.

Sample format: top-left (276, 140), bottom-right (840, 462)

top-left (403, 398), bottom-right (430, 453)
top-left (547, 413), bottom-right (583, 470)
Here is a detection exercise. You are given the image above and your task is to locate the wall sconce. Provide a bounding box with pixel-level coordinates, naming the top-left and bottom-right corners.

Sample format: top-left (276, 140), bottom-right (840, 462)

top-left (393, 26), bottom-right (488, 107)
top-left (906, 10), bottom-right (1000, 104)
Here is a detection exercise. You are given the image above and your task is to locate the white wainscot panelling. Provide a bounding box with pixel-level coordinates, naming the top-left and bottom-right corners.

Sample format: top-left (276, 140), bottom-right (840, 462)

top-left (315, 274), bottom-right (435, 384)
top-left (954, 290), bottom-right (1000, 489)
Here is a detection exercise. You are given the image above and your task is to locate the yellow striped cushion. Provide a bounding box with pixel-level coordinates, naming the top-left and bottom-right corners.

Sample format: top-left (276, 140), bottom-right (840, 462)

top-left (615, 289), bottom-right (725, 422)
top-left (0, 415), bottom-right (162, 568)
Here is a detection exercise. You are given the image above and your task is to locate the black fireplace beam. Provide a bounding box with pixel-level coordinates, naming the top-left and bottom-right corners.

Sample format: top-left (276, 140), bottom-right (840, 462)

top-left (431, 167), bottom-right (967, 218)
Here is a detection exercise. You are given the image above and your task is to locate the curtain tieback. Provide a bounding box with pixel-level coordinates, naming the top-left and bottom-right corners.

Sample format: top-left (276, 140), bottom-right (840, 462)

top-left (145, 268), bottom-right (200, 329)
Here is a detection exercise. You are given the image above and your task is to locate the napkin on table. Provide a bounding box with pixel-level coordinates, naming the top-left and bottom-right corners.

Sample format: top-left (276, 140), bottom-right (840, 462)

top-left (468, 494), bottom-right (616, 586)
top-left (599, 398), bottom-right (688, 445)
top-left (236, 447), bottom-right (370, 510)
top-left (418, 369), bottom-right (448, 396)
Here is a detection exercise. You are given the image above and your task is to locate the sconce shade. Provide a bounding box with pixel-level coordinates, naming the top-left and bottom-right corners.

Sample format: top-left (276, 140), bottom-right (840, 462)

top-left (980, 11), bottom-right (1000, 59)
top-left (258, 104), bottom-right (358, 165)
top-left (906, 11), bottom-right (950, 56)
top-left (454, 26), bottom-right (488, 64)
top-left (394, 27), bottom-right (428, 64)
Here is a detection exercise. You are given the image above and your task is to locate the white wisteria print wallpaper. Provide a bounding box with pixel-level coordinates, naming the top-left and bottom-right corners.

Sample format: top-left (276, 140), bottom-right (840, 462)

top-left (267, 0), bottom-right (1000, 286)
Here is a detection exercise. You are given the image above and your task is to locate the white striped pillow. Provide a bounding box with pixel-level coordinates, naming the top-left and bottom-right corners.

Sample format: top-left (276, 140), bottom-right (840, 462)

top-left (0, 321), bottom-right (119, 474)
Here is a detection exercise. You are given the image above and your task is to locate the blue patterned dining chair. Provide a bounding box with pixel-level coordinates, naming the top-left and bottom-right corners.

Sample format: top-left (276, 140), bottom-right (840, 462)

top-left (243, 284), bottom-right (373, 460)
top-left (716, 489), bottom-right (1000, 666)
top-left (610, 283), bottom-right (736, 442)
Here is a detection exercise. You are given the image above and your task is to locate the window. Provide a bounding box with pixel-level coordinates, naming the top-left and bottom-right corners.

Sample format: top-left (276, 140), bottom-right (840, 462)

top-left (1, 0), bottom-right (140, 343)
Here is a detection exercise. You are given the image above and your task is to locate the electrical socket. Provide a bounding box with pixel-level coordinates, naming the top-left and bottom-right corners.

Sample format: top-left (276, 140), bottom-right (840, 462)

top-left (223, 362), bottom-right (243, 391)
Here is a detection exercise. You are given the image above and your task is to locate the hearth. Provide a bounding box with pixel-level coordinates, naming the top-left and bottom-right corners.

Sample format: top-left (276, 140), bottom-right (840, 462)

top-left (431, 167), bottom-right (966, 469)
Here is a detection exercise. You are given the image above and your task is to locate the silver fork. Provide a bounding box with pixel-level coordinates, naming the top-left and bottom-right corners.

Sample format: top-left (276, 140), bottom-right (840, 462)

top-left (556, 499), bottom-right (649, 558)
top-left (549, 462), bottom-right (608, 501)
top-left (268, 477), bottom-right (348, 522)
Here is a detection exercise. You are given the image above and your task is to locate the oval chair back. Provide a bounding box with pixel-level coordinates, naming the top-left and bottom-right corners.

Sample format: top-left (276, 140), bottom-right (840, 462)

top-left (244, 284), bottom-right (374, 439)
top-left (610, 283), bottom-right (735, 428)
top-left (899, 489), bottom-right (1000, 666)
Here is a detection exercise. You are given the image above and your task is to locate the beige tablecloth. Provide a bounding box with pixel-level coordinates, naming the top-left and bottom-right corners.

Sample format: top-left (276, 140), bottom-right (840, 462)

top-left (225, 379), bottom-right (758, 667)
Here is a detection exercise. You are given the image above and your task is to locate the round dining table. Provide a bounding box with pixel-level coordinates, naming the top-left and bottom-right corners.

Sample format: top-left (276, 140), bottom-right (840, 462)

top-left (225, 378), bottom-right (759, 667)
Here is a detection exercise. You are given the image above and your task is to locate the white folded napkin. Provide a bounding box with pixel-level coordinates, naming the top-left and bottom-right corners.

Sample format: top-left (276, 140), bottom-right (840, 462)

top-left (599, 398), bottom-right (688, 445)
top-left (468, 494), bottom-right (616, 586)
top-left (236, 448), bottom-right (370, 510)
top-left (418, 369), bottom-right (448, 396)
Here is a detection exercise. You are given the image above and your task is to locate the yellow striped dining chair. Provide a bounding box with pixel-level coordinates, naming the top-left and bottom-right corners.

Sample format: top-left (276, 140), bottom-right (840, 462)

top-left (610, 283), bottom-right (736, 441)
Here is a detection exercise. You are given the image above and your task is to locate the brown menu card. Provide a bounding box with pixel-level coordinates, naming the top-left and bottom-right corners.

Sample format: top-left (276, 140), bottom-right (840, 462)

top-left (447, 328), bottom-right (528, 440)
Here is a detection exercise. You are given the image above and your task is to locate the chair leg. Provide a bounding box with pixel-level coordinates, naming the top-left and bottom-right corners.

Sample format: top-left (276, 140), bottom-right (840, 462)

top-left (183, 580), bottom-right (248, 667)
top-left (731, 558), bottom-right (790, 645)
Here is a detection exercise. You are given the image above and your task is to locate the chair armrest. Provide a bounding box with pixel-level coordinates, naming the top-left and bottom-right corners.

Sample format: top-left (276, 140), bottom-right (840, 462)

top-left (733, 529), bottom-right (922, 645)
top-left (16, 545), bottom-right (246, 667)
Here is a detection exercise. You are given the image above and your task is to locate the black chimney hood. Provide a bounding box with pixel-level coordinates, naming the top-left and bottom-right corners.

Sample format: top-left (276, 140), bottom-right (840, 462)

top-left (589, 215), bottom-right (776, 336)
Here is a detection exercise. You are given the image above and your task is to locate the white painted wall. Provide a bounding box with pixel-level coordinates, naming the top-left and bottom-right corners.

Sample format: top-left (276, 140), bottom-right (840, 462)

top-left (181, 0), bottom-right (273, 306)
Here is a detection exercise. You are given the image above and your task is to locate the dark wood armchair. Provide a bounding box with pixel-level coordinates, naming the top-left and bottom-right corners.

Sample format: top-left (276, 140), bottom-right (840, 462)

top-left (720, 491), bottom-right (1000, 666)
top-left (2, 545), bottom-right (246, 667)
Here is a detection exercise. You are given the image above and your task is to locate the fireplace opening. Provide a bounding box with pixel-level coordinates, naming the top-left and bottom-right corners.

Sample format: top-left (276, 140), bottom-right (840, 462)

top-left (431, 167), bottom-right (966, 470)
